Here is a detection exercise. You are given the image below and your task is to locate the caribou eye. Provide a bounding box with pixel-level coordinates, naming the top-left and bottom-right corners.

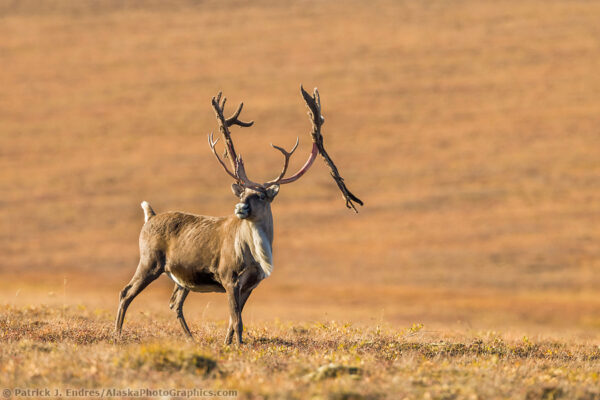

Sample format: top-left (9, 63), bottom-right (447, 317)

top-left (258, 193), bottom-right (266, 201)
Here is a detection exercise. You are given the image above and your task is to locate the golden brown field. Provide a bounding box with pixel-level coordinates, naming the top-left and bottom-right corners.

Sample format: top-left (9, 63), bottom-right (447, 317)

top-left (1, 0), bottom-right (600, 398)
top-left (3, 305), bottom-right (600, 399)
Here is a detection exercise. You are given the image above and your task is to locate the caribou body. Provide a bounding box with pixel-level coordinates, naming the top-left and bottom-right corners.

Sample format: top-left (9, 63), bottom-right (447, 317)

top-left (115, 91), bottom-right (320, 345)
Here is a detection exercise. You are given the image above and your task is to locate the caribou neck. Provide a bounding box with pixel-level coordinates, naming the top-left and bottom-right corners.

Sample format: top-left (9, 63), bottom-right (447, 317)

top-left (248, 204), bottom-right (274, 244)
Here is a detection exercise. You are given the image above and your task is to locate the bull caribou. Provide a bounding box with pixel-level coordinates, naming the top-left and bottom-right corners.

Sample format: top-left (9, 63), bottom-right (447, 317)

top-left (115, 87), bottom-right (361, 344)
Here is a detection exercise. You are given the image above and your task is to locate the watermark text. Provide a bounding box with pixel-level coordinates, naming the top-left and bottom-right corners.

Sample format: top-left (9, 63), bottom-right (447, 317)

top-left (2, 388), bottom-right (237, 398)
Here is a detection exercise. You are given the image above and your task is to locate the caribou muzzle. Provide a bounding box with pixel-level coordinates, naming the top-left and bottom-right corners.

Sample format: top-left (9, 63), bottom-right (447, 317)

top-left (234, 202), bottom-right (250, 219)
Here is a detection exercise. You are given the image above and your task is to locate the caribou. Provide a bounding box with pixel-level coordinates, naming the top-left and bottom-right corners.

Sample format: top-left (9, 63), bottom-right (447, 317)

top-left (115, 88), bottom-right (362, 345)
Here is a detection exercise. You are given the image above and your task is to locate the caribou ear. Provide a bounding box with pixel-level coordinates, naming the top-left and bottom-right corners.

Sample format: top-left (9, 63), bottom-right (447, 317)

top-left (231, 183), bottom-right (245, 198)
top-left (266, 184), bottom-right (280, 200)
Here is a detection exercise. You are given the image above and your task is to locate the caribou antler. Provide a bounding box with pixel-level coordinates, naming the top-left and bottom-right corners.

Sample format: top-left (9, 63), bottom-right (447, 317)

top-left (262, 87), bottom-right (328, 186)
top-left (264, 138), bottom-right (299, 185)
top-left (299, 85), bottom-right (363, 212)
top-left (211, 92), bottom-right (254, 172)
top-left (209, 91), bottom-right (319, 190)
top-left (208, 88), bottom-right (363, 213)
top-left (264, 141), bottom-right (318, 186)
top-left (264, 86), bottom-right (363, 213)
top-left (210, 92), bottom-right (263, 188)
top-left (208, 133), bottom-right (237, 181)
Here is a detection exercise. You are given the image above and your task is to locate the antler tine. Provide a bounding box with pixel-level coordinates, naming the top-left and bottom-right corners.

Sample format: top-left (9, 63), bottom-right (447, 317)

top-left (226, 102), bottom-right (254, 128)
top-left (212, 93), bottom-right (253, 128)
top-left (264, 137), bottom-right (300, 186)
top-left (208, 133), bottom-right (239, 181)
top-left (300, 85), bottom-right (325, 133)
top-left (273, 136), bottom-right (299, 156)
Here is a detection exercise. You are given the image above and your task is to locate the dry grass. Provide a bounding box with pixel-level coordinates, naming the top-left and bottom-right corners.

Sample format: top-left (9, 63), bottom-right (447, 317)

top-left (1, 305), bottom-right (600, 399)
top-left (2, 0), bottom-right (600, 397)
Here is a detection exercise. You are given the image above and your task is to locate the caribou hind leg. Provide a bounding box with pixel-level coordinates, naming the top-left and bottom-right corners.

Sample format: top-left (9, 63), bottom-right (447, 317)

top-left (169, 284), bottom-right (193, 340)
top-left (168, 284), bottom-right (181, 309)
top-left (115, 254), bottom-right (164, 335)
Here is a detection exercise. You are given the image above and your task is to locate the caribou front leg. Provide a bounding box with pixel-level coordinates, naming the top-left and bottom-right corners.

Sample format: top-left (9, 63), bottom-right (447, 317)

top-left (225, 287), bottom-right (254, 345)
top-left (225, 283), bottom-right (244, 345)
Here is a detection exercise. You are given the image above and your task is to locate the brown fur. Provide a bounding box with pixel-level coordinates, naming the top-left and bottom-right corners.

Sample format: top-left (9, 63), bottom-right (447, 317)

top-left (115, 184), bottom-right (279, 345)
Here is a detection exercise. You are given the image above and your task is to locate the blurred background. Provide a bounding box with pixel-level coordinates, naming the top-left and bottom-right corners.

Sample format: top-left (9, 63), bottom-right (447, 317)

top-left (1, 0), bottom-right (599, 335)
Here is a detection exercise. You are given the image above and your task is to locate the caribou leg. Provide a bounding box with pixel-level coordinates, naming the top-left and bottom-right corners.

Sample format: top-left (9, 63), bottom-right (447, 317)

top-left (224, 283), bottom-right (244, 345)
top-left (169, 284), bottom-right (193, 340)
top-left (115, 256), bottom-right (164, 335)
top-left (225, 287), bottom-right (254, 345)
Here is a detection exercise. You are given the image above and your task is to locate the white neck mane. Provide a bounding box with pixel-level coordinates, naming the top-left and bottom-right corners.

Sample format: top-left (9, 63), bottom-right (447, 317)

top-left (235, 220), bottom-right (273, 277)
